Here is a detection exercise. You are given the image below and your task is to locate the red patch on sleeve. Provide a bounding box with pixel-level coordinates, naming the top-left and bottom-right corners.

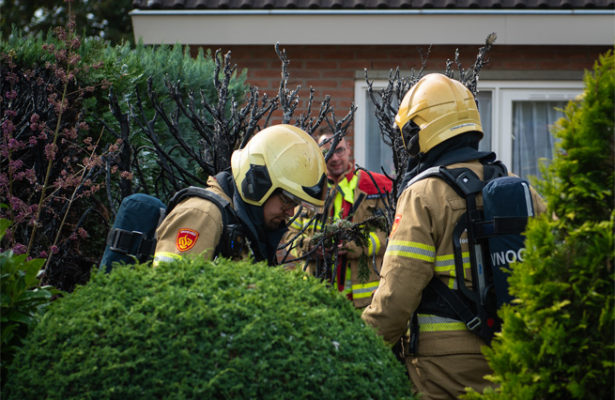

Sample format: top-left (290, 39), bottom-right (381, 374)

top-left (391, 214), bottom-right (402, 236)
top-left (176, 228), bottom-right (199, 252)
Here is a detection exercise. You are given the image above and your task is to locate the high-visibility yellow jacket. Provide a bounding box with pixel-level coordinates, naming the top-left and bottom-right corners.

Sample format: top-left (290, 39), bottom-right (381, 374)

top-left (361, 160), bottom-right (547, 398)
top-left (287, 169), bottom-right (393, 308)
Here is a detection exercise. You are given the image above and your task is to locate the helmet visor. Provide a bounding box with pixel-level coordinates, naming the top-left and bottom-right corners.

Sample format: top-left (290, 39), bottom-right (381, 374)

top-left (400, 120), bottom-right (421, 156)
top-left (400, 120), bottom-right (420, 147)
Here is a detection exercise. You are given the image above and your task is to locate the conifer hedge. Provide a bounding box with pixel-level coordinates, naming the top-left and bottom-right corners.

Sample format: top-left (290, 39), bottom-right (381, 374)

top-left (3, 258), bottom-right (415, 399)
top-left (463, 50), bottom-right (614, 399)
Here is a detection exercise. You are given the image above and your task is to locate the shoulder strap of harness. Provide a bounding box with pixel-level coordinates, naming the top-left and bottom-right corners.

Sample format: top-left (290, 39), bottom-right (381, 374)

top-left (167, 186), bottom-right (235, 223)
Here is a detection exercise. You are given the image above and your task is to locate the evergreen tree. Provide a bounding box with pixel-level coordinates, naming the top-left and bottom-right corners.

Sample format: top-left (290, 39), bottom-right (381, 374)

top-left (463, 50), bottom-right (614, 399)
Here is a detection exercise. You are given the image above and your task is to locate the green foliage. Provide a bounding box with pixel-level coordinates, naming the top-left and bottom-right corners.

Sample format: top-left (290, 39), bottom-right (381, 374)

top-left (0, 218), bottom-right (60, 388)
top-left (0, 28), bottom-right (109, 85)
top-left (97, 41), bottom-right (248, 190)
top-left (463, 50), bottom-right (614, 400)
top-left (100, 40), bottom-right (246, 102)
top-left (534, 51), bottom-right (614, 223)
top-left (1, 0), bottom-right (134, 45)
top-left (3, 257), bottom-right (415, 399)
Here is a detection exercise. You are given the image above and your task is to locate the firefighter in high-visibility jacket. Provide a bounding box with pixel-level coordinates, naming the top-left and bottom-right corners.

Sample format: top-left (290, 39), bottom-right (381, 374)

top-left (153, 124), bottom-right (327, 267)
top-left (361, 74), bottom-right (546, 399)
top-left (286, 132), bottom-right (393, 308)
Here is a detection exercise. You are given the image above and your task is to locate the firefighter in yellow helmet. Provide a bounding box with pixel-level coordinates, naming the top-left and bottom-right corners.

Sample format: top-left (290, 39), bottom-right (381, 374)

top-left (153, 124), bottom-right (327, 267)
top-left (361, 74), bottom-right (546, 399)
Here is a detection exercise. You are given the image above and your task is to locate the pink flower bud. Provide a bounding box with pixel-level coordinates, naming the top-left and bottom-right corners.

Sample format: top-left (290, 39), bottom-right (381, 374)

top-left (78, 227), bottom-right (88, 239)
top-left (69, 54), bottom-right (80, 65)
top-left (45, 143), bottom-right (57, 160)
top-left (13, 243), bottom-right (27, 255)
top-left (2, 120), bottom-right (15, 135)
top-left (25, 168), bottom-right (36, 184)
top-left (8, 138), bottom-right (23, 151)
top-left (120, 171), bottom-right (134, 180)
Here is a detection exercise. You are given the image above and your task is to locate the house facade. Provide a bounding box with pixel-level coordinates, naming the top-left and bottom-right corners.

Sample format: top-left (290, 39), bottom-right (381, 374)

top-left (130, 0), bottom-right (614, 180)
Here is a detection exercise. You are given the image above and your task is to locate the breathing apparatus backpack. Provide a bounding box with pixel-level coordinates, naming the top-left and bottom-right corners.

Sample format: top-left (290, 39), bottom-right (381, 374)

top-left (100, 186), bottom-right (247, 272)
top-left (407, 161), bottom-right (535, 349)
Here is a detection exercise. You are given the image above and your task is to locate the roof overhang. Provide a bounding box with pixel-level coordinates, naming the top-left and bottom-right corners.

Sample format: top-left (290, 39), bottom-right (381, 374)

top-left (130, 9), bottom-right (615, 46)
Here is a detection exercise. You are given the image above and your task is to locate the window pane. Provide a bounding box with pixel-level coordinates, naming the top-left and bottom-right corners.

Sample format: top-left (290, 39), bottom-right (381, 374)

top-left (512, 101), bottom-right (566, 181)
top-left (365, 97), bottom-right (395, 176)
top-left (477, 91), bottom-right (492, 152)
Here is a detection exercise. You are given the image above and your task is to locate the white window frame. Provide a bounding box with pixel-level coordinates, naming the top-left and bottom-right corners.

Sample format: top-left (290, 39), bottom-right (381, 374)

top-left (477, 80), bottom-right (583, 169)
top-left (354, 79), bottom-right (584, 175)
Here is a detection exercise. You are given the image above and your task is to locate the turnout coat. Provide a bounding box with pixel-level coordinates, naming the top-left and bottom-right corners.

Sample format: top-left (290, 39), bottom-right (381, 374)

top-left (153, 177), bottom-right (235, 266)
top-left (361, 160), bottom-right (546, 399)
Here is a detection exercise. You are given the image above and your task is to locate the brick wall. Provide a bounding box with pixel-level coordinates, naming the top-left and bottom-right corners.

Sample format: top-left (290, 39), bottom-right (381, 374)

top-left (194, 44), bottom-right (608, 139)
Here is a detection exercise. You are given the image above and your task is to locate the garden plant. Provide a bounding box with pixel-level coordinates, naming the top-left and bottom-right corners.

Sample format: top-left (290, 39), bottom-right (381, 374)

top-left (0, 218), bottom-right (59, 388)
top-left (463, 50), bottom-right (614, 400)
top-left (2, 257), bottom-right (416, 399)
top-left (0, 21), bottom-right (249, 291)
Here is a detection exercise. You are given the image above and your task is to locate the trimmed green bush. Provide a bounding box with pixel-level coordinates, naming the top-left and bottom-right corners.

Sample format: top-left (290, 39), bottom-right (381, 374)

top-left (3, 258), bottom-right (415, 399)
top-left (463, 51), bottom-right (614, 399)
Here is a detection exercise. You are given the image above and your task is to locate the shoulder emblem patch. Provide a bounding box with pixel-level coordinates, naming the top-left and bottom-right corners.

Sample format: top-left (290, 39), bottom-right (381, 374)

top-left (176, 228), bottom-right (199, 252)
top-left (391, 214), bottom-right (402, 236)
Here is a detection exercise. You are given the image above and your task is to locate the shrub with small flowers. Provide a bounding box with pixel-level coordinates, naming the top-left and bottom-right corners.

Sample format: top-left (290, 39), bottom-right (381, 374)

top-left (1, 17), bottom-right (249, 291)
top-left (0, 17), bottom-right (122, 290)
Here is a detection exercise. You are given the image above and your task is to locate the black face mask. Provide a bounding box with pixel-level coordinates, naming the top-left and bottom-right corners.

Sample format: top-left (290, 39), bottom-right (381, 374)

top-left (401, 120), bottom-right (421, 156)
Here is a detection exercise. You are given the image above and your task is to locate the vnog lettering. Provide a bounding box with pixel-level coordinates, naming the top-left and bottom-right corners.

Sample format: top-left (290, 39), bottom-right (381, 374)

top-left (491, 248), bottom-right (526, 266)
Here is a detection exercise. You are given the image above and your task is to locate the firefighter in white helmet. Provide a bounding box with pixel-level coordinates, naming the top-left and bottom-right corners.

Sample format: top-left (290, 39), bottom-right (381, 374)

top-left (154, 124), bottom-right (327, 266)
top-left (361, 74), bottom-right (546, 399)
top-left (285, 128), bottom-right (393, 308)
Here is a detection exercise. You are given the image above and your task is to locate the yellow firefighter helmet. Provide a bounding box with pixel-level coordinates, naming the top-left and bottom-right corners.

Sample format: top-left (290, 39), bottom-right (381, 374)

top-left (395, 73), bottom-right (483, 154)
top-left (231, 124), bottom-right (327, 208)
